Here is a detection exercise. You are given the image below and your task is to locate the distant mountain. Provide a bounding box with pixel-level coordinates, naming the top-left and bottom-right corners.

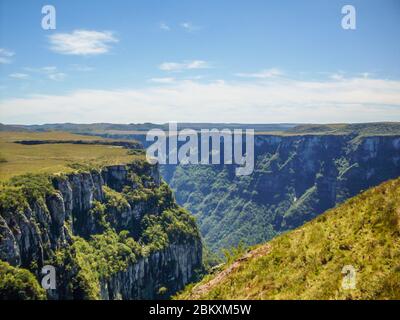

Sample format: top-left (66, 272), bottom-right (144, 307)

top-left (287, 122), bottom-right (400, 136)
top-left (3, 122), bottom-right (400, 136)
top-left (177, 177), bottom-right (400, 300)
top-left (0, 122), bottom-right (298, 133)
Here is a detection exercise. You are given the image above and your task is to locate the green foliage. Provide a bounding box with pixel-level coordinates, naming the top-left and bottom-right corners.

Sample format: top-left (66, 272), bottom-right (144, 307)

top-left (127, 149), bottom-right (145, 156)
top-left (140, 207), bottom-right (200, 253)
top-left (222, 241), bottom-right (248, 265)
top-left (202, 246), bottom-right (224, 272)
top-left (164, 131), bottom-right (400, 255)
top-left (123, 181), bottom-right (174, 213)
top-left (0, 153), bottom-right (202, 300)
top-left (103, 186), bottom-right (130, 212)
top-left (178, 178), bottom-right (400, 300)
top-left (53, 229), bottom-right (143, 299)
top-left (163, 165), bottom-right (279, 254)
top-left (9, 173), bottom-right (55, 203)
top-left (89, 200), bottom-right (108, 230)
top-left (0, 185), bottom-right (29, 213)
top-left (0, 261), bottom-right (45, 300)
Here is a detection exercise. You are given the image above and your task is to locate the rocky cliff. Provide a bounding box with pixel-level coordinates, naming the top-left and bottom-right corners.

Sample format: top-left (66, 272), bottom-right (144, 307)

top-left (0, 160), bottom-right (202, 299)
top-left (162, 134), bottom-right (400, 252)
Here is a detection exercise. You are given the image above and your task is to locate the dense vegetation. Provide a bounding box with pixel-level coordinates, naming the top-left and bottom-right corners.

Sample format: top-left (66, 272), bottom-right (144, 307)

top-left (177, 177), bottom-right (400, 300)
top-left (286, 122), bottom-right (400, 136)
top-left (0, 261), bottom-right (45, 300)
top-left (0, 155), bottom-right (200, 299)
top-left (163, 132), bottom-right (400, 254)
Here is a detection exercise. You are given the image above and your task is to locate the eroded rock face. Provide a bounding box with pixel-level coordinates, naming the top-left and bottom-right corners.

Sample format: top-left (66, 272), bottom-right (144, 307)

top-left (0, 162), bottom-right (202, 300)
top-left (100, 242), bottom-right (202, 300)
top-left (0, 216), bottom-right (20, 266)
top-left (163, 134), bottom-right (400, 251)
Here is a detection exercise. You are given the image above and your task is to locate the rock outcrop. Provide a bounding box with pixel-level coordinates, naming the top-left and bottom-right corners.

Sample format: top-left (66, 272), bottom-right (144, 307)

top-left (162, 134), bottom-right (400, 251)
top-left (0, 161), bottom-right (202, 299)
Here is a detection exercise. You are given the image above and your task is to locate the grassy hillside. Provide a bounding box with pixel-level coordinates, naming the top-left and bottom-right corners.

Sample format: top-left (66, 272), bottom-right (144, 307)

top-left (0, 131), bottom-right (143, 181)
top-left (285, 122), bottom-right (400, 136)
top-left (177, 177), bottom-right (400, 300)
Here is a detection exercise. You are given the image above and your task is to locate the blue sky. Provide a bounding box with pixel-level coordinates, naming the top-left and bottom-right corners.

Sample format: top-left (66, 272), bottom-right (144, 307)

top-left (0, 0), bottom-right (399, 124)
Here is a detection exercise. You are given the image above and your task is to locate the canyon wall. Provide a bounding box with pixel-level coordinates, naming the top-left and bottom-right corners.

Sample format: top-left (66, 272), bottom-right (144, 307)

top-left (0, 161), bottom-right (202, 299)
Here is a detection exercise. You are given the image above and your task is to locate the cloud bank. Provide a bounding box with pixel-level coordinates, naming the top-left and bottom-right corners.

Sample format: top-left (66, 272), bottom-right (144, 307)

top-left (1, 76), bottom-right (400, 124)
top-left (159, 60), bottom-right (210, 72)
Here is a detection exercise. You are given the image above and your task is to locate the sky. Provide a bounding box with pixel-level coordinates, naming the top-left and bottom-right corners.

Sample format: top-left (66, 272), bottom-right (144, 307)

top-left (0, 0), bottom-right (399, 124)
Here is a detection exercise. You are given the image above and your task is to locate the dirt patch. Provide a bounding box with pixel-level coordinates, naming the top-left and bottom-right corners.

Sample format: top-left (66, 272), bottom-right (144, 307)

top-left (189, 244), bottom-right (271, 299)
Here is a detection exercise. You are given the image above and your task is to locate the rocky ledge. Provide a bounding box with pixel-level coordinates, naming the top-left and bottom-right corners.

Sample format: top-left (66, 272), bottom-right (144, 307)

top-left (0, 160), bottom-right (202, 299)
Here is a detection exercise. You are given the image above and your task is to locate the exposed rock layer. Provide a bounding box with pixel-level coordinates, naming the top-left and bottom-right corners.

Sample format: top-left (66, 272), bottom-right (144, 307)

top-left (0, 162), bottom-right (202, 299)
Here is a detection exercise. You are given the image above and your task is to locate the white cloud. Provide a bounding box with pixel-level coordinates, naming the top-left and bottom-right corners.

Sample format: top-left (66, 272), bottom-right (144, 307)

top-left (9, 73), bottom-right (29, 80)
top-left (330, 73), bottom-right (345, 81)
top-left (24, 66), bottom-right (56, 73)
top-left (361, 72), bottom-right (371, 78)
top-left (160, 22), bottom-right (170, 31)
top-left (149, 77), bottom-right (175, 84)
top-left (236, 68), bottom-right (283, 79)
top-left (69, 64), bottom-right (94, 72)
top-left (159, 60), bottom-right (210, 72)
top-left (49, 30), bottom-right (118, 55)
top-left (180, 22), bottom-right (202, 32)
top-left (48, 72), bottom-right (66, 81)
top-left (21, 66), bottom-right (67, 81)
top-left (0, 48), bottom-right (15, 64)
top-left (1, 76), bottom-right (400, 124)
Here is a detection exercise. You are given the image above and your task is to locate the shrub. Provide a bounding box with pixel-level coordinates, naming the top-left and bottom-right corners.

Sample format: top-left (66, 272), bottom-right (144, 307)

top-left (0, 261), bottom-right (45, 300)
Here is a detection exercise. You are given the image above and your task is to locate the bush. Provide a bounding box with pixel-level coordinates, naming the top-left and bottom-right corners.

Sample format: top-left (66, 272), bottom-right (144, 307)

top-left (0, 261), bottom-right (46, 300)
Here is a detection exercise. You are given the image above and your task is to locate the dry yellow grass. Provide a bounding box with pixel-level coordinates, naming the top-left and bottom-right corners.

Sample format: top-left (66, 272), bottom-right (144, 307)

top-left (0, 131), bottom-right (142, 181)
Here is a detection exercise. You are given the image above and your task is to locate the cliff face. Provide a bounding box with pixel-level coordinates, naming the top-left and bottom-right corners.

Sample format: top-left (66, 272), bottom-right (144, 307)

top-left (0, 162), bottom-right (202, 299)
top-left (162, 134), bottom-right (400, 252)
top-left (100, 243), bottom-right (201, 300)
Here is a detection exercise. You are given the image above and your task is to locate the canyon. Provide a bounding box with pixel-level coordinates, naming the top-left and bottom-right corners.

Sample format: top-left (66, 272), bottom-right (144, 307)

top-left (0, 158), bottom-right (202, 299)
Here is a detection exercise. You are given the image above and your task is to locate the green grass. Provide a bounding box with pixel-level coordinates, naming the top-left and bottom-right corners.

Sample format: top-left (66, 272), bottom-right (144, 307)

top-left (0, 131), bottom-right (143, 181)
top-left (177, 177), bottom-right (400, 300)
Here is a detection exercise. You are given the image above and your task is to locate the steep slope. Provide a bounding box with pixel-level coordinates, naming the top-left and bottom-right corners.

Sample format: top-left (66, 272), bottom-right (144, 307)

top-left (163, 134), bottom-right (400, 252)
top-left (178, 177), bottom-right (400, 300)
top-left (0, 134), bottom-right (202, 300)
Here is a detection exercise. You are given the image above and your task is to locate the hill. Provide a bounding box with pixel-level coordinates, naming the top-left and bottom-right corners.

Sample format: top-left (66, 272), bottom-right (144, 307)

top-left (286, 122), bottom-right (400, 136)
top-left (177, 177), bottom-right (400, 300)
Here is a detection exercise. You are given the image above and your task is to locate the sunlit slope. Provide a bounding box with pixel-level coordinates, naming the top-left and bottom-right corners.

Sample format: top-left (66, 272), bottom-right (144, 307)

top-left (0, 131), bottom-right (143, 181)
top-left (178, 177), bottom-right (400, 300)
